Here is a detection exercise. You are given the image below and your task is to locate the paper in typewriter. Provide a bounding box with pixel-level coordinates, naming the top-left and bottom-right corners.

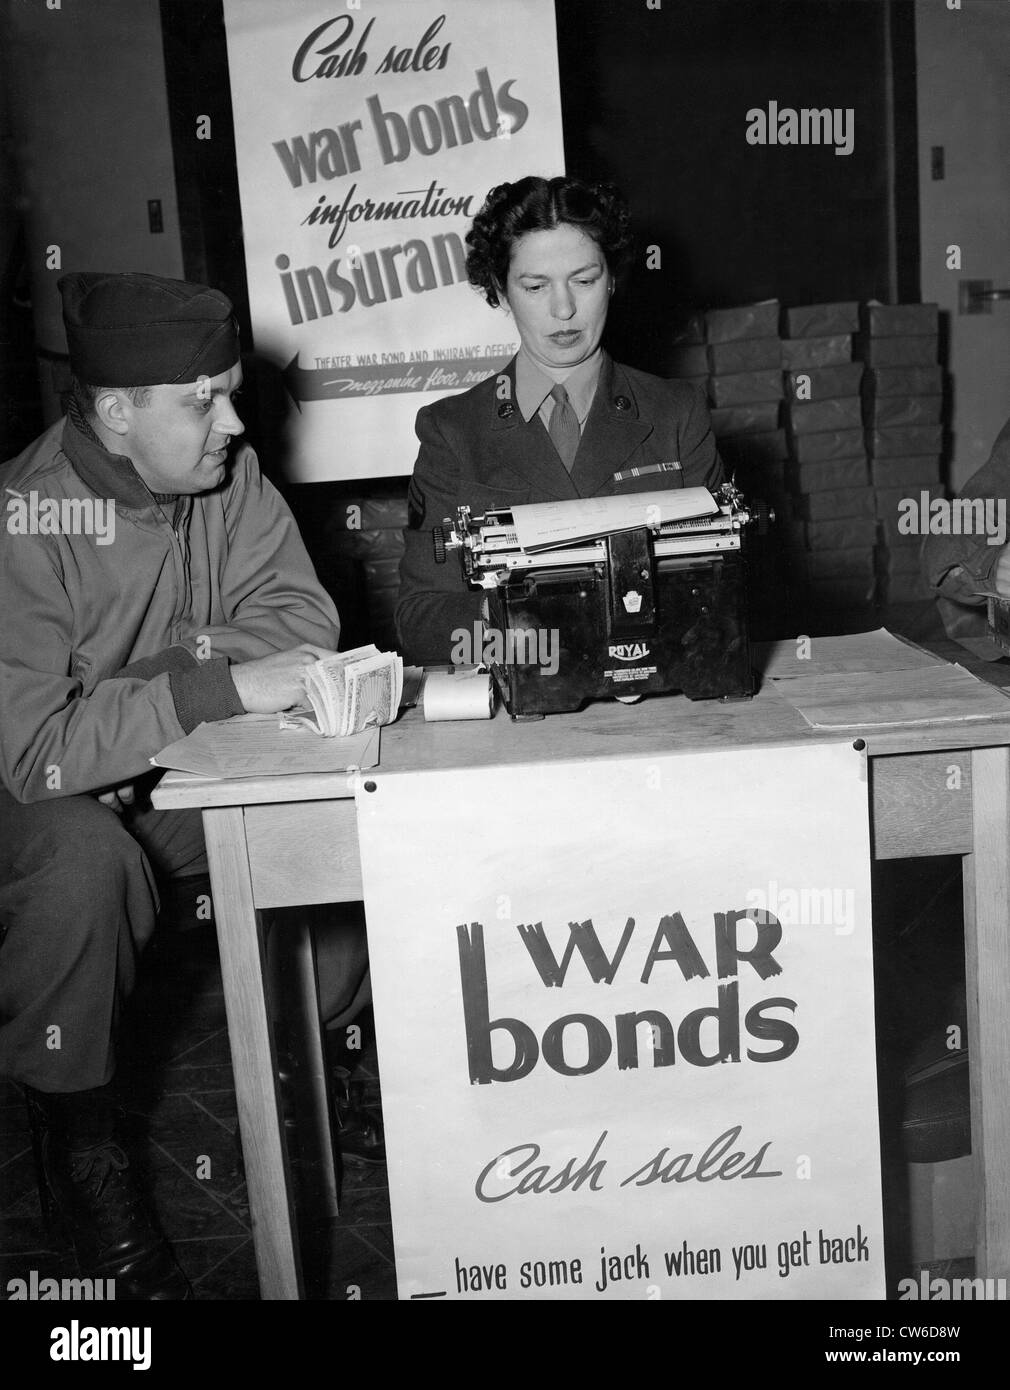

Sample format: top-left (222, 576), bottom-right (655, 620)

top-left (510, 486), bottom-right (718, 552)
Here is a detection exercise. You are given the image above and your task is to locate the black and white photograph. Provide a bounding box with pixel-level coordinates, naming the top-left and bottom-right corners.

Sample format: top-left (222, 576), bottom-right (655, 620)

top-left (0, 0), bottom-right (1008, 1362)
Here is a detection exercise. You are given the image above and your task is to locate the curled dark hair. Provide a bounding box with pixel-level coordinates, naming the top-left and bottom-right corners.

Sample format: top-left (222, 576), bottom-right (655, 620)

top-left (465, 176), bottom-right (633, 308)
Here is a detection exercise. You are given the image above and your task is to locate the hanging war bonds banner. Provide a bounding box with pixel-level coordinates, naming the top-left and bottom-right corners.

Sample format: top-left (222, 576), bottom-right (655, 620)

top-left (355, 741), bottom-right (885, 1301)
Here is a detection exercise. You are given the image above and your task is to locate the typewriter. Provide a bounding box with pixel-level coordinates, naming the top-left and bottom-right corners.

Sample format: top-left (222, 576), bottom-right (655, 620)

top-left (433, 482), bottom-right (761, 718)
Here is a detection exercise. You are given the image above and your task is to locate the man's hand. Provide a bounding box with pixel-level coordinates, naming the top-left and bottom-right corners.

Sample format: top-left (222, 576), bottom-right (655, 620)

top-left (230, 645), bottom-right (337, 713)
top-left (97, 784), bottom-right (136, 815)
top-left (992, 545), bottom-right (1010, 599)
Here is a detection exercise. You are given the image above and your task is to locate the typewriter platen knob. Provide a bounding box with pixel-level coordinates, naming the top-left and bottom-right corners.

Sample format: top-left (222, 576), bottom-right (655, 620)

top-left (432, 527), bottom-right (447, 564)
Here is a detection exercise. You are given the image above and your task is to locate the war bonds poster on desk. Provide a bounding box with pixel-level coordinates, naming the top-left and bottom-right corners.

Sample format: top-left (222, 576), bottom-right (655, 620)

top-left (223, 0), bottom-right (564, 480)
top-left (355, 740), bottom-right (885, 1300)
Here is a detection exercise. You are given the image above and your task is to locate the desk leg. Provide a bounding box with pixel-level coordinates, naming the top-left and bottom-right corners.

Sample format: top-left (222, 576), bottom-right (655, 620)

top-left (288, 916), bottom-right (339, 1219)
top-left (202, 806), bottom-right (303, 1300)
top-left (963, 747), bottom-right (1010, 1280)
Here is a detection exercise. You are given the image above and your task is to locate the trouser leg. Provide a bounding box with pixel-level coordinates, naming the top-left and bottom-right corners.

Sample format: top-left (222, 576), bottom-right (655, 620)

top-left (0, 790), bottom-right (160, 1092)
top-left (125, 796), bottom-right (207, 883)
top-left (292, 903), bottom-right (370, 1030)
top-left (0, 788), bottom-right (204, 1298)
top-left (0, 784), bottom-right (207, 1091)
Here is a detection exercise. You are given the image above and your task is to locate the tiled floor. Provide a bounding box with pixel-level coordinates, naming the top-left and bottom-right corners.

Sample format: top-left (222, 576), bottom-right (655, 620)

top-left (0, 918), bottom-right (396, 1301)
top-left (0, 601), bottom-right (995, 1301)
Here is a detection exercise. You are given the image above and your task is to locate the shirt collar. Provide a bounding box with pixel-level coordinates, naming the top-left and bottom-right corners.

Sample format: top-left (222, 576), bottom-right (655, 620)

top-left (62, 401), bottom-right (178, 513)
top-left (514, 347), bottom-right (603, 425)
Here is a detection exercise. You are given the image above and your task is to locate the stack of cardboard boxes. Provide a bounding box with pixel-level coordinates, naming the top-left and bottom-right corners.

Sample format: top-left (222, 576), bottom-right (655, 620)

top-left (671, 298), bottom-right (945, 622)
top-left (670, 300), bottom-right (787, 516)
top-left (778, 303), bottom-right (876, 613)
top-left (858, 302), bottom-right (944, 604)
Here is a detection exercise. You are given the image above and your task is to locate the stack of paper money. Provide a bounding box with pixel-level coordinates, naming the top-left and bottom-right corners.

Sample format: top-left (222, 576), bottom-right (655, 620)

top-left (293, 645), bottom-right (404, 737)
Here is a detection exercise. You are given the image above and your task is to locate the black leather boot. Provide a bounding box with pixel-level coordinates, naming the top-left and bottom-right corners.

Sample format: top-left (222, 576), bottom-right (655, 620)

top-left (332, 1067), bottom-right (385, 1165)
top-left (24, 1083), bottom-right (192, 1300)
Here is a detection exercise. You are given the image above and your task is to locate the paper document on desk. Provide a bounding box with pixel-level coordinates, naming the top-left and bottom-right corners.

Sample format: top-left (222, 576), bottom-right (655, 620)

top-left (776, 663), bottom-right (1010, 728)
top-left (510, 486), bottom-right (718, 552)
top-left (151, 714), bottom-right (379, 777)
top-left (755, 628), bottom-right (942, 680)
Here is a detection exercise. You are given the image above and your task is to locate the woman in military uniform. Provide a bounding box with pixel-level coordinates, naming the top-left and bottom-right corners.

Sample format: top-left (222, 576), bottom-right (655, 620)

top-left (396, 175), bottom-right (723, 664)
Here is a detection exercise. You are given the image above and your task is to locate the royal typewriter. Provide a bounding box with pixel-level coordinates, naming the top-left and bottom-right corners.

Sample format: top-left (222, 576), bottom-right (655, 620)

top-left (433, 482), bottom-right (762, 718)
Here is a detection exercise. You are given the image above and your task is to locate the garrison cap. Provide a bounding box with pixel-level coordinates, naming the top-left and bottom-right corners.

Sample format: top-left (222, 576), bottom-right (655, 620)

top-left (59, 271), bottom-right (240, 386)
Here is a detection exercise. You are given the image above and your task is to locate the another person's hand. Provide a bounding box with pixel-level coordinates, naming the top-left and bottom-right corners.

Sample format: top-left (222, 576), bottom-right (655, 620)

top-left (992, 545), bottom-right (1010, 599)
top-left (97, 784), bottom-right (136, 815)
top-left (230, 645), bottom-right (336, 713)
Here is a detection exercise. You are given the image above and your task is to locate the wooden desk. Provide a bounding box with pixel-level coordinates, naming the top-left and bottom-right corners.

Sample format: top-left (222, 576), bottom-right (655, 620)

top-left (152, 668), bottom-right (1010, 1300)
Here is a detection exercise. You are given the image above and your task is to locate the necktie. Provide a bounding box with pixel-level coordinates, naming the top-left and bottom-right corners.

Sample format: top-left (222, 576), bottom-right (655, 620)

top-left (548, 383), bottom-right (580, 471)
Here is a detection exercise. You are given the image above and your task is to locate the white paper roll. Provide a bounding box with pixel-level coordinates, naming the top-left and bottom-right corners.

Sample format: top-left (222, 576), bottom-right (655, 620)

top-left (422, 667), bottom-right (495, 721)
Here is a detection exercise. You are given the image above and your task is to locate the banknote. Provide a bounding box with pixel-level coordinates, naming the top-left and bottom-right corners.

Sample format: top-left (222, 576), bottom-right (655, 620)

top-left (298, 646), bottom-right (403, 736)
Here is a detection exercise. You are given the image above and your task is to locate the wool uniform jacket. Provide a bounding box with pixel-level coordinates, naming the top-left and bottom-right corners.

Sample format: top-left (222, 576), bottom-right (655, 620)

top-left (921, 415), bottom-right (1010, 660)
top-left (0, 412), bottom-right (339, 802)
top-left (396, 352), bottom-right (723, 664)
